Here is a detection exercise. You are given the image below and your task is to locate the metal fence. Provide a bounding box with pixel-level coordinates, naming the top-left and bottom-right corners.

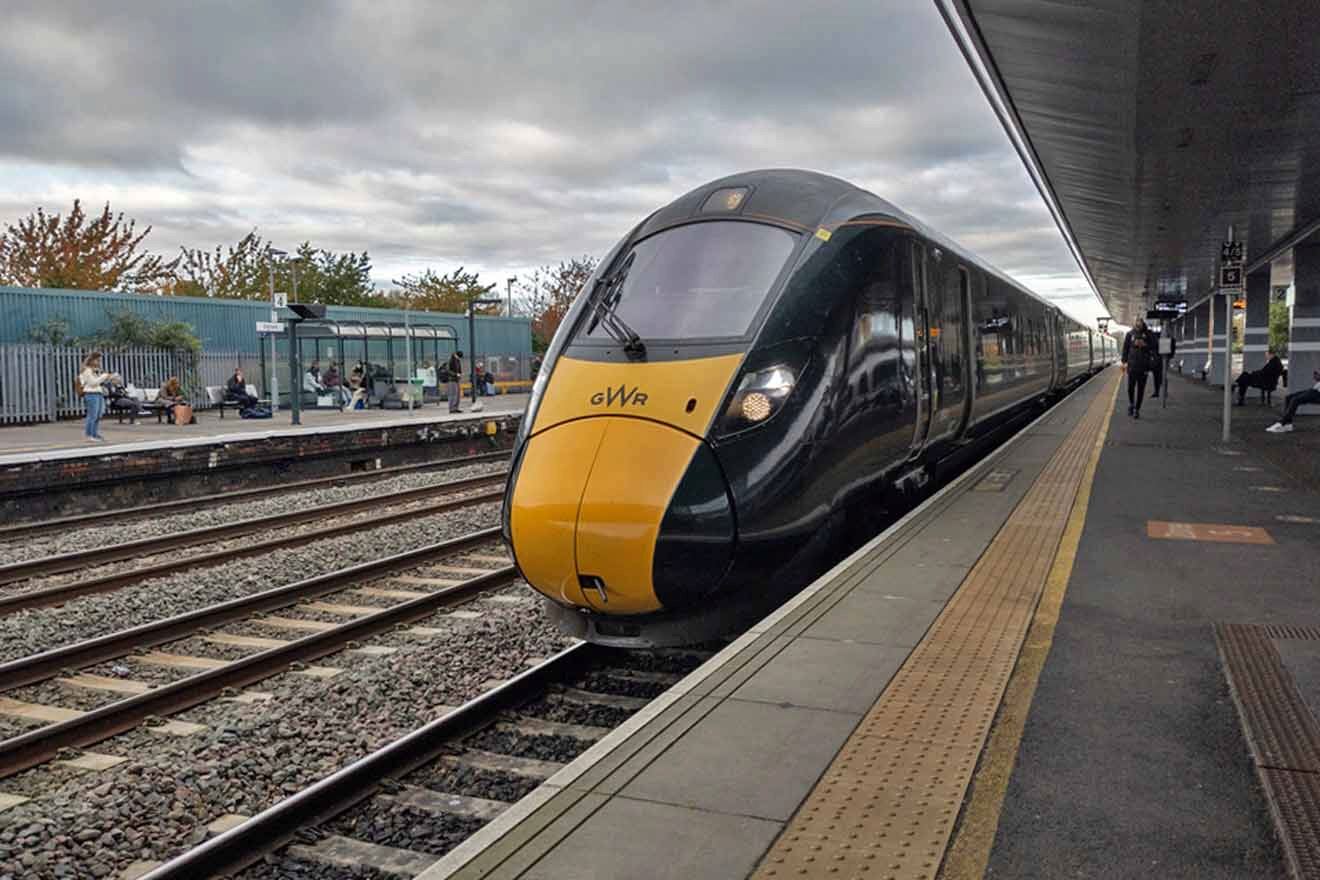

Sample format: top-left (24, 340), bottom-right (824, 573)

top-left (0, 345), bottom-right (254, 424)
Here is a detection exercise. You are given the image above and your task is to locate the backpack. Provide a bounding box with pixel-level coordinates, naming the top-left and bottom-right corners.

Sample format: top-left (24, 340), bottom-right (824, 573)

top-left (240, 406), bottom-right (272, 419)
top-left (73, 376), bottom-right (84, 399)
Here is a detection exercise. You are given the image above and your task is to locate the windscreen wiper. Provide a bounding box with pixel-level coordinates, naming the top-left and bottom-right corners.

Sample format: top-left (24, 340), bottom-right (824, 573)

top-left (587, 254), bottom-right (647, 360)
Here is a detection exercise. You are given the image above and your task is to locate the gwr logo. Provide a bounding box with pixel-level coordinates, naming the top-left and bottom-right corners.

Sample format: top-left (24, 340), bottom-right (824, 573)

top-left (590, 385), bottom-right (648, 407)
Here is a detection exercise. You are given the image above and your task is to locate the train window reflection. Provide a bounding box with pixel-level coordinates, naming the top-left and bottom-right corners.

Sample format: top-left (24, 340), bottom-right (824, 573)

top-left (580, 221), bottom-right (797, 341)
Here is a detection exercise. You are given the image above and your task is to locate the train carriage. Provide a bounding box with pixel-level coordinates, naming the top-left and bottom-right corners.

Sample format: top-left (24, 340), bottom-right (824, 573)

top-left (505, 169), bottom-right (1108, 647)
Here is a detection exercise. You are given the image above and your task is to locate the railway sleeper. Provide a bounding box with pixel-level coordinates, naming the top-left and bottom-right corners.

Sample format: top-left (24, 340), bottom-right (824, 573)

top-left (441, 749), bottom-right (562, 781)
top-left (548, 685), bottom-right (649, 712)
top-left (380, 785), bottom-right (508, 822)
top-left (497, 715), bottom-right (612, 743)
top-left (288, 834), bottom-right (436, 880)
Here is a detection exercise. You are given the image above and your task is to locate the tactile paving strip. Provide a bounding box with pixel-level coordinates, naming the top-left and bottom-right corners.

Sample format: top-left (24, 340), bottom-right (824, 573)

top-left (1215, 624), bottom-right (1320, 772)
top-left (753, 372), bottom-right (1117, 880)
top-left (1216, 623), bottom-right (1320, 877)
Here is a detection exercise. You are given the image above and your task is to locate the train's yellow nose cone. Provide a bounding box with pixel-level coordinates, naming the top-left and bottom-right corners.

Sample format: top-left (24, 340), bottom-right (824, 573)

top-left (509, 417), bottom-right (700, 614)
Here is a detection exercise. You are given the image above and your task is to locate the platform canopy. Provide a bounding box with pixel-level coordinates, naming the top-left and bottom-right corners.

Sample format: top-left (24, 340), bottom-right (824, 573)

top-left (938, 0), bottom-right (1320, 325)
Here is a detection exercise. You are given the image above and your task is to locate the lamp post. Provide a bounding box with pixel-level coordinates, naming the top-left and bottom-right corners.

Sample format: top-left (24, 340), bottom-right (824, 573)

top-left (507, 277), bottom-right (517, 317)
top-left (268, 248), bottom-right (287, 412)
top-left (468, 297), bottom-right (503, 406)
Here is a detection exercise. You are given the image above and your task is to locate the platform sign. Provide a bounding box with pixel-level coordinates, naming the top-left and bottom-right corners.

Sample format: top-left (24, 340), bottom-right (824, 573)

top-left (1220, 240), bottom-right (1245, 290)
top-left (273, 292), bottom-right (288, 309)
top-left (256, 321), bottom-right (286, 334)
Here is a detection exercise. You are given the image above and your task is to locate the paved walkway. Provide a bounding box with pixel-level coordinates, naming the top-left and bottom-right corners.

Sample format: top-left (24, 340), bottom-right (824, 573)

top-left (0, 395), bottom-right (529, 462)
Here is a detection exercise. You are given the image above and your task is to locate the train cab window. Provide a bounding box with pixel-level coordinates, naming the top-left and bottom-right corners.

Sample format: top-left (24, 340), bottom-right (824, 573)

top-left (578, 221), bottom-right (797, 341)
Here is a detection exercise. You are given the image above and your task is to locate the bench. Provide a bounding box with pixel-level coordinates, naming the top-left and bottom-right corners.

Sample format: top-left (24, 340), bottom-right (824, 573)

top-left (207, 384), bottom-right (265, 418)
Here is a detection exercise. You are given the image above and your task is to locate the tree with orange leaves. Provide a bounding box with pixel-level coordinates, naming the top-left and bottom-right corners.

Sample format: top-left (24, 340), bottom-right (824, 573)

top-left (0, 199), bottom-right (176, 291)
top-left (516, 256), bottom-right (598, 351)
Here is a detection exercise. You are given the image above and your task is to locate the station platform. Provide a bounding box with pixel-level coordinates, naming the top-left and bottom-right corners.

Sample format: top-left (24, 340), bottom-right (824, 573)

top-left (420, 368), bottom-right (1320, 880)
top-left (0, 394), bottom-right (529, 463)
top-left (0, 395), bottom-right (528, 521)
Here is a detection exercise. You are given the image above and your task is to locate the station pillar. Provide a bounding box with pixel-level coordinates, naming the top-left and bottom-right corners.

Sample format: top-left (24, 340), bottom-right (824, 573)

top-left (1243, 268), bottom-right (1272, 370)
top-left (1209, 293), bottom-right (1230, 385)
top-left (1190, 298), bottom-right (1210, 378)
top-left (1291, 241), bottom-right (1320, 398)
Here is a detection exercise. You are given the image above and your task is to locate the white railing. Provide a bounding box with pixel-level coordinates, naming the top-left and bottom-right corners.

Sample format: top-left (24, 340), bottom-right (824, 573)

top-left (0, 345), bottom-right (255, 425)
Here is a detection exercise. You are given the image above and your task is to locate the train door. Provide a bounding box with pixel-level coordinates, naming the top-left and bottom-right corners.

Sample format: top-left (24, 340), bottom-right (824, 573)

top-left (925, 249), bottom-right (970, 443)
top-left (908, 241), bottom-right (933, 457)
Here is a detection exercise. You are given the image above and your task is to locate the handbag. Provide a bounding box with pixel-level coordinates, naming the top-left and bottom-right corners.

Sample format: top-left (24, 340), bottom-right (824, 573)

top-left (173, 402), bottom-right (194, 426)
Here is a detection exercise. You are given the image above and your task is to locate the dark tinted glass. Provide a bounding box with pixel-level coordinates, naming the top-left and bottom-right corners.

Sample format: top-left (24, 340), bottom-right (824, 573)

top-left (581, 221), bottom-right (797, 341)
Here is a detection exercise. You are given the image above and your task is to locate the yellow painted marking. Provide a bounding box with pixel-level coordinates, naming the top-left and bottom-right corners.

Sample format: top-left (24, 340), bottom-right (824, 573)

top-left (0, 697), bottom-right (83, 724)
top-left (529, 353), bottom-right (744, 438)
top-left (814, 226), bottom-right (832, 241)
top-left (941, 373), bottom-right (1119, 879)
top-left (58, 674), bottom-right (152, 696)
top-left (752, 371), bottom-right (1120, 880)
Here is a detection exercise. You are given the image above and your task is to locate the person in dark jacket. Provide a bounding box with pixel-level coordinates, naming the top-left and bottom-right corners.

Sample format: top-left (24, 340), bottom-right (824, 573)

top-left (1234, 349), bottom-right (1284, 405)
top-left (1121, 319), bottom-right (1155, 418)
top-left (225, 369), bottom-right (257, 408)
top-left (446, 350), bottom-right (464, 413)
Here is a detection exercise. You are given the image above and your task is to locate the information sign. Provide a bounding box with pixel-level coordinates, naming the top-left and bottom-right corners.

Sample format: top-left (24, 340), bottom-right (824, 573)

top-left (256, 321), bottom-right (286, 334)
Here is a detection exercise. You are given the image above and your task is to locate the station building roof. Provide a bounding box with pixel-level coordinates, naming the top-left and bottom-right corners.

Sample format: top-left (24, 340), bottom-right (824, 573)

top-left (939, 0), bottom-right (1320, 325)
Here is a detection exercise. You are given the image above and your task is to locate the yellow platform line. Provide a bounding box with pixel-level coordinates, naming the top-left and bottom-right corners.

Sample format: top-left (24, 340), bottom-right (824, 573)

top-left (939, 373), bottom-right (1120, 880)
top-left (752, 370), bottom-right (1120, 880)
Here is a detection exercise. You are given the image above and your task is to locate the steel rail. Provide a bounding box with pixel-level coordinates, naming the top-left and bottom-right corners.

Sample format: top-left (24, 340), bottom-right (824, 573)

top-left (0, 564), bottom-right (523, 778)
top-left (0, 470), bottom-right (507, 585)
top-left (0, 487), bottom-right (504, 615)
top-left (7, 450), bottom-right (511, 540)
top-left (0, 526), bottom-right (504, 691)
top-left (141, 641), bottom-right (603, 880)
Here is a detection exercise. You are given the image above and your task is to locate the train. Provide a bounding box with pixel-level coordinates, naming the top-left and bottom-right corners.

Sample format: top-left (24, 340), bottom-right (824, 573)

top-left (503, 169), bottom-right (1115, 647)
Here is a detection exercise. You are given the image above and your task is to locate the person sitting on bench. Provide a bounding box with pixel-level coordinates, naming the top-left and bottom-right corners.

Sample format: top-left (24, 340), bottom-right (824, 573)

top-left (157, 376), bottom-right (188, 423)
top-left (1235, 349), bottom-right (1285, 405)
top-left (1267, 369), bottom-right (1320, 433)
top-left (226, 368), bottom-right (258, 408)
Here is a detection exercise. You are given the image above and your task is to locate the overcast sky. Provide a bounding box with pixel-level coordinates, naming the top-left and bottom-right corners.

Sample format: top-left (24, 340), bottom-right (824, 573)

top-left (0, 0), bottom-right (1103, 323)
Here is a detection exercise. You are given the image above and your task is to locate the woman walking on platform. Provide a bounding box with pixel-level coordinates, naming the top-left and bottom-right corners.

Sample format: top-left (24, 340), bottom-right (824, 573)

top-left (78, 352), bottom-right (119, 442)
top-left (1121, 319), bottom-right (1155, 418)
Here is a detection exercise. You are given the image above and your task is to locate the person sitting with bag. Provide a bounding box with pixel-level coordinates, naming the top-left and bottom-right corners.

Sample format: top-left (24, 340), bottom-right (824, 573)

top-left (157, 376), bottom-right (192, 424)
top-left (225, 368), bottom-right (258, 408)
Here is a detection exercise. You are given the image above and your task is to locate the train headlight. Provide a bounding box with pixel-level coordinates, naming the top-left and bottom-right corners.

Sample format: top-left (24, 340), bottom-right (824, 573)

top-left (719, 365), bottom-right (796, 433)
top-left (741, 392), bottom-right (772, 422)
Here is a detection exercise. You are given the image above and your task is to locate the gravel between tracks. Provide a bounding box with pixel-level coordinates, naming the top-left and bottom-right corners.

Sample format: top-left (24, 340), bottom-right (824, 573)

top-left (0, 583), bottom-right (573, 880)
top-left (0, 459), bottom-right (506, 565)
top-left (0, 500), bottom-right (503, 664)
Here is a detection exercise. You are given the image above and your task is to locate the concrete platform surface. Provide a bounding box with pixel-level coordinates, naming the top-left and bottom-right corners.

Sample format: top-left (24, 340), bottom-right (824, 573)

top-left (418, 366), bottom-right (1320, 879)
top-left (418, 371), bottom-right (1121, 880)
top-left (0, 394), bottom-right (528, 464)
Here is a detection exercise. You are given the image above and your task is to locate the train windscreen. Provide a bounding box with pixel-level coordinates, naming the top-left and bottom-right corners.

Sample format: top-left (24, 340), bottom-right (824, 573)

top-left (580, 221), bottom-right (797, 341)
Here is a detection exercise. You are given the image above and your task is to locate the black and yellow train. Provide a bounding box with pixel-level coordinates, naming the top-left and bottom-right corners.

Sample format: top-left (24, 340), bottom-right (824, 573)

top-left (504, 169), bottom-right (1114, 647)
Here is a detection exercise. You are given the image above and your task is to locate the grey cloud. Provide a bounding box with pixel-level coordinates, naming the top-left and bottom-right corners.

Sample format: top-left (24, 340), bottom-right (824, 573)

top-left (0, 0), bottom-right (1098, 319)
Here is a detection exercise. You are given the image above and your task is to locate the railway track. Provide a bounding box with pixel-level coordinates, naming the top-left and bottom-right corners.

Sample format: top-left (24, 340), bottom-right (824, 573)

top-left (7, 450), bottom-right (510, 540)
top-left (0, 470), bottom-right (508, 613)
top-left (0, 526), bottom-right (519, 778)
top-left (139, 642), bottom-right (711, 879)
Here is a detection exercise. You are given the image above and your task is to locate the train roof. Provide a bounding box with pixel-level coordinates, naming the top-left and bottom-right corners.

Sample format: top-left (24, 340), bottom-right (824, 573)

top-left (641, 169), bottom-right (1084, 327)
